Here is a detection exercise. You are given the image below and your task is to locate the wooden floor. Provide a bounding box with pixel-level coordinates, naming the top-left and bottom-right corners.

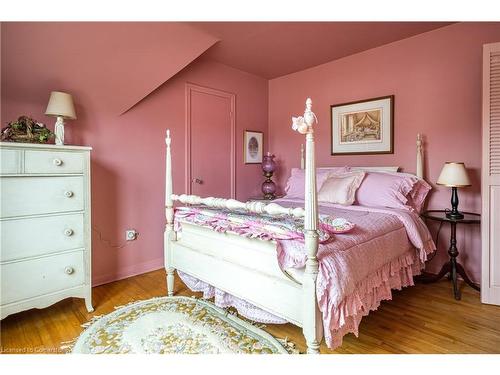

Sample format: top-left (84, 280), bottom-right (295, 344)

top-left (1, 269), bottom-right (500, 354)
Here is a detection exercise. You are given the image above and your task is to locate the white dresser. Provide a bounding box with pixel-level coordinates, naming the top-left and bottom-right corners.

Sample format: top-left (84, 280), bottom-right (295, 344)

top-left (0, 142), bottom-right (93, 319)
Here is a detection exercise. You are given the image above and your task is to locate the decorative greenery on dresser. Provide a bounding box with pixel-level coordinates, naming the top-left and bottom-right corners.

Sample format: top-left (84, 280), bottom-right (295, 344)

top-left (1, 116), bottom-right (54, 143)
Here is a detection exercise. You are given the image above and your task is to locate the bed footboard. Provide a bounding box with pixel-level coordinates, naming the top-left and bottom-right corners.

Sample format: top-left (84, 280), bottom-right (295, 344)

top-left (173, 223), bottom-right (304, 325)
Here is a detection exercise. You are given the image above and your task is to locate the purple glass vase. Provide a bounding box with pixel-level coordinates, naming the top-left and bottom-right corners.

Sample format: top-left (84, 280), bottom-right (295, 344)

top-left (261, 152), bottom-right (277, 199)
top-left (262, 152), bottom-right (276, 173)
top-left (262, 180), bottom-right (277, 197)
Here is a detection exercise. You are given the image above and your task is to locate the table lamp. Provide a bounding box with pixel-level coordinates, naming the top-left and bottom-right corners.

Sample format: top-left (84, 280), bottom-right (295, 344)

top-left (261, 152), bottom-right (277, 199)
top-left (436, 162), bottom-right (471, 219)
top-left (45, 91), bottom-right (77, 145)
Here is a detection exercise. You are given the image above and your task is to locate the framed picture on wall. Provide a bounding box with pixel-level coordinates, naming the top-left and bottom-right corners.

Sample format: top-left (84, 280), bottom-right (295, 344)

top-left (330, 95), bottom-right (394, 155)
top-left (244, 130), bottom-right (263, 164)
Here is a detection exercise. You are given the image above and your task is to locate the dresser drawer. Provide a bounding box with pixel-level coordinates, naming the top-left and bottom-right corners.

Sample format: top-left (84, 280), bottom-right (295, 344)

top-left (0, 149), bottom-right (22, 174)
top-left (0, 176), bottom-right (84, 218)
top-left (1, 213), bottom-right (85, 262)
top-left (24, 150), bottom-right (84, 174)
top-left (1, 251), bottom-right (85, 305)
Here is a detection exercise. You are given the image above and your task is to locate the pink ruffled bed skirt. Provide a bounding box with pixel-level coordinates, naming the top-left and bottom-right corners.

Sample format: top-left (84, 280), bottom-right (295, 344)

top-left (321, 249), bottom-right (425, 348)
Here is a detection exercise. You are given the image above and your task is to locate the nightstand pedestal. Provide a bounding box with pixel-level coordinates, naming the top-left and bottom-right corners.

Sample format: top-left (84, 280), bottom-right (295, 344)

top-left (418, 210), bottom-right (480, 300)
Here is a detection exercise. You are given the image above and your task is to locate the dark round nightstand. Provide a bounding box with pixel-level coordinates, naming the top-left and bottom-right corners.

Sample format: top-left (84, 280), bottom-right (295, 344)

top-left (419, 210), bottom-right (480, 300)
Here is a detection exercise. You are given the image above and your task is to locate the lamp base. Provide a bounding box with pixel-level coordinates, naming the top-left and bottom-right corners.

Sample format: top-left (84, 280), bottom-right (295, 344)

top-left (54, 116), bottom-right (65, 146)
top-left (446, 211), bottom-right (464, 220)
top-left (446, 186), bottom-right (464, 220)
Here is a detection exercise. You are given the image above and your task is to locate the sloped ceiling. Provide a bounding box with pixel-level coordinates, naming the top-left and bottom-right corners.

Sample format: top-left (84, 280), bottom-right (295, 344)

top-left (190, 22), bottom-right (453, 79)
top-left (1, 22), bottom-right (219, 115)
top-left (2, 22), bottom-right (452, 115)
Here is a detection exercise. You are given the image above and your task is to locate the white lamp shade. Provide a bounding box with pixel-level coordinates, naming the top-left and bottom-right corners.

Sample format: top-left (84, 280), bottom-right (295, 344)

top-left (436, 162), bottom-right (471, 187)
top-left (45, 91), bottom-right (77, 120)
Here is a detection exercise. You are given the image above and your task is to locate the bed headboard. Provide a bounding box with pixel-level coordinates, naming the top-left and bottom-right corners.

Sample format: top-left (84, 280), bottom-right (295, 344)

top-left (300, 133), bottom-right (425, 179)
top-left (318, 166), bottom-right (400, 173)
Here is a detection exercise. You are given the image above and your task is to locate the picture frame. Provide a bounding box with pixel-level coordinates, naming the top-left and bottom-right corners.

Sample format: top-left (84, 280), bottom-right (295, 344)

top-left (330, 95), bottom-right (394, 155)
top-left (243, 130), bottom-right (263, 164)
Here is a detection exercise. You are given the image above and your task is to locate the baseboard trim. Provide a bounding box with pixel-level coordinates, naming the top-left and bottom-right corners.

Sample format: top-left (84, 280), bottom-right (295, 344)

top-left (92, 257), bottom-right (164, 287)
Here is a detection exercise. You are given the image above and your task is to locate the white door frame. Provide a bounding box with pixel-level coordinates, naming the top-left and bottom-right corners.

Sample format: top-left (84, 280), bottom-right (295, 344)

top-left (185, 83), bottom-right (236, 198)
top-left (481, 42), bottom-right (500, 305)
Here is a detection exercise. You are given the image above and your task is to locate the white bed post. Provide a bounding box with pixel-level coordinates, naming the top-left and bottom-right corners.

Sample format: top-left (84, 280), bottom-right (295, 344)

top-left (416, 133), bottom-right (424, 179)
top-left (165, 130), bottom-right (176, 296)
top-left (299, 99), bottom-right (323, 354)
top-left (300, 144), bottom-right (305, 170)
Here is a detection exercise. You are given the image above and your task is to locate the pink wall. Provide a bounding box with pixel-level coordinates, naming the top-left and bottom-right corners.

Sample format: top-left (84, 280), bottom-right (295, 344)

top-left (269, 23), bottom-right (500, 283)
top-left (1, 23), bottom-right (268, 286)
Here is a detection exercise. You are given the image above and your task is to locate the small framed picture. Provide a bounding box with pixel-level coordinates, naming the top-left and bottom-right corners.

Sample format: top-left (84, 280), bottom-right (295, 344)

top-left (244, 130), bottom-right (263, 164)
top-left (331, 95), bottom-right (394, 155)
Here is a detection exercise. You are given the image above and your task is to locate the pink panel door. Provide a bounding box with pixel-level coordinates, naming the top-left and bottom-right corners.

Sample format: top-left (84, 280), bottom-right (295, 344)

top-left (189, 87), bottom-right (234, 198)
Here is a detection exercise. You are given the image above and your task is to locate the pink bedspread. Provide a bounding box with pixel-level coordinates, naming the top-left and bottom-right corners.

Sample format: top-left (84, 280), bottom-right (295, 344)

top-left (175, 199), bottom-right (435, 349)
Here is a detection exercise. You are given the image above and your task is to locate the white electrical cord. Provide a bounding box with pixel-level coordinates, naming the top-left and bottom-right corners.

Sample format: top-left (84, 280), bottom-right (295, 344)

top-left (92, 226), bottom-right (135, 249)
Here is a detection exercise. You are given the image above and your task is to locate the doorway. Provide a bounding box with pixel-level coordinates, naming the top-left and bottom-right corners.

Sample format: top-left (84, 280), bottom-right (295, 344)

top-left (185, 83), bottom-right (236, 198)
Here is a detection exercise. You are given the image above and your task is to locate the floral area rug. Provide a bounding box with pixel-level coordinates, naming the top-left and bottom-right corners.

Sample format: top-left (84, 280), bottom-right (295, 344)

top-left (67, 296), bottom-right (298, 354)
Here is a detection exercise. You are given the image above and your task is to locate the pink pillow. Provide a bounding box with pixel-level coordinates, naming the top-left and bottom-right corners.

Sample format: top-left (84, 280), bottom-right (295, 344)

top-left (355, 172), bottom-right (419, 210)
top-left (318, 171), bottom-right (365, 205)
top-left (365, 170), bottom-right (432, 213)
top-left (406, 179), bottom-right (431, 213)
top-left (285, 167), bottom-right (347, 199)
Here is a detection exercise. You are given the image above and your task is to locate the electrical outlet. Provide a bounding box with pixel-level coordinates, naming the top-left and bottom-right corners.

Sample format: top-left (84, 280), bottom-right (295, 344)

top-left (125, 229), bottom-right (138, 241)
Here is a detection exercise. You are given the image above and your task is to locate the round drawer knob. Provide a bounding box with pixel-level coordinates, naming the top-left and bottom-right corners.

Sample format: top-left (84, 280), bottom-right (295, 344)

top-left (53, 158), bottom-right (63, 166)
top-left (64, 228), bottom-right (74, 236)
top-left (64, 266), bottom-right (74, 275)
top-left (64, 191), bottom-right (74, 198)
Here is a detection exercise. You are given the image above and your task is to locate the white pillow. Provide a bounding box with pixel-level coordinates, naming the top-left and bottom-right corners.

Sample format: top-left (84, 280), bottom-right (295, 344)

top-left (318, 171), bottom-right (366, 205)
top-left (285, 167), bottom-right (347, 199)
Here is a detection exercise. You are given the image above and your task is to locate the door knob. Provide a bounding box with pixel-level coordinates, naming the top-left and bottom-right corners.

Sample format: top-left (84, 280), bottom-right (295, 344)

top-left (192, 178), bottom-right (203, 184)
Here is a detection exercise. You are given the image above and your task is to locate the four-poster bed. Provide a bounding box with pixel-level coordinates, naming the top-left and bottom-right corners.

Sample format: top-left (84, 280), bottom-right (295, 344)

top-left (164, 99), bottom-right (429, 353)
